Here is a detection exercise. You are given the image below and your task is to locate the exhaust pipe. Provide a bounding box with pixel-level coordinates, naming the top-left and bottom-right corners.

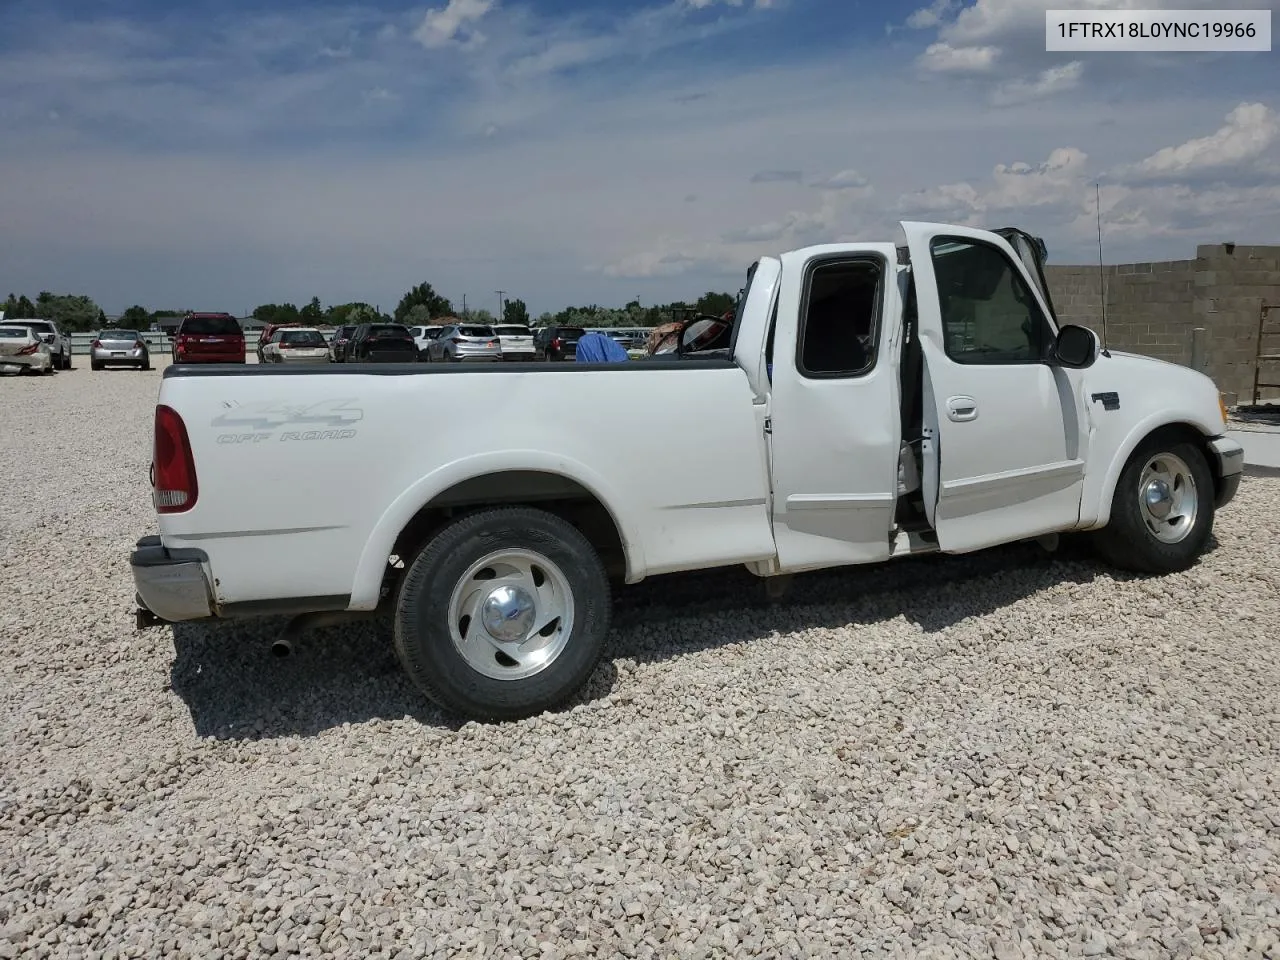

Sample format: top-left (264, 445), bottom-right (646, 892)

top-left (270, 609), bottom-right (378, 658)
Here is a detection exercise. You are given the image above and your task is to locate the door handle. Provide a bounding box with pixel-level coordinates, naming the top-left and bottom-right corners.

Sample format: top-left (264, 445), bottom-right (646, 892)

top-left (946, 396), bottom-right (978, 422)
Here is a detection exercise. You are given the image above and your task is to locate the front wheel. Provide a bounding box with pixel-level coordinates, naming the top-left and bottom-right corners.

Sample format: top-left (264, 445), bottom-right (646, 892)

top-left (394, 506), bottom-right (612, 721)
top-left (1091, 437), bottom-right (1215, 574)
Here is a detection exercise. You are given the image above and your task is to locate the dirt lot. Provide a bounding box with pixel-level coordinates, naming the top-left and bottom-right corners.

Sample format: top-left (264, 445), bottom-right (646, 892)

top-left (2, 359), bottom-right (1278, 959)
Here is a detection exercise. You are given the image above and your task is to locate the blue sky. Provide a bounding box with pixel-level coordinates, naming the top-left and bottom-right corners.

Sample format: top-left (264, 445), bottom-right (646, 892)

top-left (1, 0), bottom-right (1277, 316)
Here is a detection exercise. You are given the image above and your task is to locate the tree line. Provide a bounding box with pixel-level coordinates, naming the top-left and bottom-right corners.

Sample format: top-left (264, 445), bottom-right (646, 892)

top-left (2, 281), bottom-right (738, 333)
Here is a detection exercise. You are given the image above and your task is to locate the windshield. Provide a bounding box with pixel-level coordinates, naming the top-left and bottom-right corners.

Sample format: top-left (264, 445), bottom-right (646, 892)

top-left (181, 315), bottom-right (241, 335)
top-left (494, 326), bottom-right (530, 336)
top-left (281, 330), bottom-right (325, 345)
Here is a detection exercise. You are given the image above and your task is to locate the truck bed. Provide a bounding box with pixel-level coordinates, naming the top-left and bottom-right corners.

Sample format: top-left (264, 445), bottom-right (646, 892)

top-left (156, 360), bottom-right (778, 612)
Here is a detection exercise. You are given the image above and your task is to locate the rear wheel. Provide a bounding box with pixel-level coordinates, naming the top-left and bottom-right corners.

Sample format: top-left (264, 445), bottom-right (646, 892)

top-left (393, 506), bottom-right (612, 721)
top-left (1091, 437), bottom-right (1214, 574)
top-left (91, 359), bottom-right (103, 371)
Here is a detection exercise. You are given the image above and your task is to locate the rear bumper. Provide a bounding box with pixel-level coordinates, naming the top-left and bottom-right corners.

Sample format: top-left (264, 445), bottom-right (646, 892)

top-left (131, 535), bottom-right (216, 623)
top-left (93, 348), bottom-right (147, 364)
top-left (0, 352), bottom-right (53, 372)
top-left (1208, 435), bottom-right (1244, 508)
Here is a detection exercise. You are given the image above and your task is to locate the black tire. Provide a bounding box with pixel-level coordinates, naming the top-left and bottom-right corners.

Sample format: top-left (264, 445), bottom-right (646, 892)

top-left (141, 357), bottom-right (151, 371)
top-left (61, 350), bottom-right (72, 370)
top-left (91, 360), bottom-right (103, 371)
top-left (1091, 436), bottom-right (1215, 574)
top-left (394, 506), bottom-right (612, 721)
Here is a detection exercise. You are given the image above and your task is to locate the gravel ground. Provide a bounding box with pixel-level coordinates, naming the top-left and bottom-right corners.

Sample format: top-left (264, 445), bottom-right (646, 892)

top-left (2, 359), bottom-right (1279, 959)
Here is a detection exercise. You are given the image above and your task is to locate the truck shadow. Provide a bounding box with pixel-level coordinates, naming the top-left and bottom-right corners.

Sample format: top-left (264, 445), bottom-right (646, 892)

top-left (168, 535), bottom-right (1217, 740)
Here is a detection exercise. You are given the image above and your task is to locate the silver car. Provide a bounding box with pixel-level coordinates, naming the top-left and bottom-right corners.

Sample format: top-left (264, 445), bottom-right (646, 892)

top-left (0, 325), bottom-right (54, 375)
top-left (426, 323), bottom-right (502, 362)
top-left (91, 329), bottom-right (151, 370)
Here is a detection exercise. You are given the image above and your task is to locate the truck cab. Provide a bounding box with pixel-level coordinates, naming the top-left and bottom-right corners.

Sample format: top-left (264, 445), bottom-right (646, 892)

top-left (680, 221), bottom-right (1240, 575)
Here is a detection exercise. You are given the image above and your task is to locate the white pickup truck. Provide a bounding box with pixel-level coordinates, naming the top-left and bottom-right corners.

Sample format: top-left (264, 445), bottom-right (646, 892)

top-left (132, 221), bottom-right (1244, 721)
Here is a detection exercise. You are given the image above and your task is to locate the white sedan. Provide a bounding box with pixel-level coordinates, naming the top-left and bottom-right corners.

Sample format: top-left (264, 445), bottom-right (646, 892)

top-left (0, 325), bottom-right (54, 375)
top-left (261, 327), bottom-right (331, 364)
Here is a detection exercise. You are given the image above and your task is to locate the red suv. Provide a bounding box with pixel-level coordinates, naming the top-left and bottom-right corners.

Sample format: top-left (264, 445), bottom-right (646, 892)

top-left (172, 313), bottom-right (245, 364)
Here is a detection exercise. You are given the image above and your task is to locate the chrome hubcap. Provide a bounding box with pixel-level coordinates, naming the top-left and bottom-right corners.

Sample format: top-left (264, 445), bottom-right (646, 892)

top-left (1138, 453), bottom-right (1198, 544)
top-left (448, 549), bottom-right (574, 681)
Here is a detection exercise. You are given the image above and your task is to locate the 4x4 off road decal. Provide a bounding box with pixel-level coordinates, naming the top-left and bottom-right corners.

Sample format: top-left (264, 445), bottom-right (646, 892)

top-left (212, 399), bottom-right (362, 444)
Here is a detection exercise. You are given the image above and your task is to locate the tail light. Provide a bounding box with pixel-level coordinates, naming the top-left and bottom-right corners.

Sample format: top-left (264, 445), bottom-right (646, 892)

top-left (92, 339), bottom-right (102, 349)
top-left (552, 338), bottom-right (562, 349)
top-left (488, 339), bottom-right (498, 347)
top-left (450, 336), bottom-right (462, 344)
top-left (153, 404), bottom-right (198, 513)
top-left (17, 343), bottom-right (38, 355)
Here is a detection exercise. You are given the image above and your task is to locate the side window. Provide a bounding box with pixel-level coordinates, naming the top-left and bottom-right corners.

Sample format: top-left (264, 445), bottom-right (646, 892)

top-left (796, 257), bottom-right (883, 379)
top-left (929, 238), bottom-right (1053, 364)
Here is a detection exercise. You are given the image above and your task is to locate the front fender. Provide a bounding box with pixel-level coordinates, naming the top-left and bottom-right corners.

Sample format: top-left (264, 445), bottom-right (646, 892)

top-left (348, 450), bottom-right (646, 609)
top-left (1079, 410), bottom-right (1224, 530)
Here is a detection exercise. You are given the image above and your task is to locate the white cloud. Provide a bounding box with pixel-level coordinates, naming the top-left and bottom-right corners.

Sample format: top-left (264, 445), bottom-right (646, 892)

top-left (750, 169), bottom-right (803, 183)
top-left (905, 0), bottom-right (959, 30)
top-left (991, 60), bottom-right (1083, 106)
top-left (1, 2), bottom-right (1278, 312)
top-left (900, 146), bottom-right (1091, 224)
top-left (917, 41), bottom-right (998, 73)
top-left (1132, 102), bottom-right (1280, 179)
top-left (813, 169), bottom-right (870, 191)
top-left (414, 0), bottom-right (494, 50)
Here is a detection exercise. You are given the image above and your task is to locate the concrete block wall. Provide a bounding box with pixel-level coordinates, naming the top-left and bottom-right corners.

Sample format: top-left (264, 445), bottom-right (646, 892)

top-left (1044, 243), bottom-right (1280, 407)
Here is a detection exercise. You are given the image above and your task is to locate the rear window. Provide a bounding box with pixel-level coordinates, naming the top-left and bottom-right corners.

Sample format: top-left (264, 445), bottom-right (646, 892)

top-left (494, 326), bottom-right (531, 336)
top-left (459, 325), bottom-right (493, 337)
top-left (559, 327), bottom-right (586, 339)
top-left (181, 315), bottom-right (241, 335)
top-left (0, 328), bottom-right (29, 338)
top-left (281, 330), bottom-right (325, 345)
top-left (4, 320), bottom-right (52, 334)
top-left (103, 329), bottom-right (139, 339)
top-left (369, 324), bottom-right (411, 338)
top-left (337, 326), bottom-right (356, 337)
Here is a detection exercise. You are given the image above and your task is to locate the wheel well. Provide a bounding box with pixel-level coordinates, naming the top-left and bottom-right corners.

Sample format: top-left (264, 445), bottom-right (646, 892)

top-left (389, 471), bottom-right (629, 581)
top-left (1130, 421), bottom-right (1223, 495)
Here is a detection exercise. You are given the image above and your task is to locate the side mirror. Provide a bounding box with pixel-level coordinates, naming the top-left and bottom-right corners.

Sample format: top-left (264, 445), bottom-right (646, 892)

top-left (1052, 324), bottom-right (1099, 369)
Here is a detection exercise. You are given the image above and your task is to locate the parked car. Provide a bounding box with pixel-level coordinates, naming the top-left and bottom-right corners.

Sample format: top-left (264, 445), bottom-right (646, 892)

top-left (347, 323), bottom-right (418, 363)
top-left (172, 312), bottom-right (244, 364)
top-left (534, 325), bottom-right (585, 361)
top-left (0, 318), bottom-right (72, 370)
top-left (91, 329), bottom-right (150, 371)
top-left (493, 325), bottom-right (536, 361)
top-left (426, 323), bottom-right (502, 362)
top-left (408, 325), bottom-right (445, 360)
top-left (256, 323), bottom-right (301, 363)
top-left (261, 327), bottom-right (330, 364)
top-left (329, 325), bottom-right (358, 363)
top-left (130, 220), bottom-right (1244, 724)
top-left (0, 324), bottom-right (54, 375)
